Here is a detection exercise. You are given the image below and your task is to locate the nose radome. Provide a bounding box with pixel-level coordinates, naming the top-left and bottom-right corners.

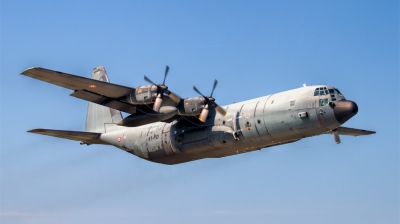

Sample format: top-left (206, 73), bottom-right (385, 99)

top-left (333, 100), bottom-right (358, 124)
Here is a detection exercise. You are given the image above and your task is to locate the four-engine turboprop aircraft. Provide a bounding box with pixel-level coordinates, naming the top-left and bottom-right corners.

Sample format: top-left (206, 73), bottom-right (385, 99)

top-left (21, 66), bottom-right (375, 165)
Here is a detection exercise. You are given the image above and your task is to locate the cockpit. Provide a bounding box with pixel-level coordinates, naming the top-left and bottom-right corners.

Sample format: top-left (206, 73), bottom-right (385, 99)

top-left (313, 86), bottom-right (345, 101)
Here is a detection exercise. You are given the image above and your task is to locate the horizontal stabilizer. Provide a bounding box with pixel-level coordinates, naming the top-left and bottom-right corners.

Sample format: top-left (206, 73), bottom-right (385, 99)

top-left (327, 127), bottom-right (376, 136)
top-left (28, 129), bottom-right (109, 145)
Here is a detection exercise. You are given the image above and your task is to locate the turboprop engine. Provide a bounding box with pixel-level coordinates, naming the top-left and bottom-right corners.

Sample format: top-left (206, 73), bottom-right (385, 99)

top-left (125, 85), bottom-right (158, 105)
top-left (123, 66), bottom-right (182, 112)
top-left (177, 97), bottom-right (207, 116)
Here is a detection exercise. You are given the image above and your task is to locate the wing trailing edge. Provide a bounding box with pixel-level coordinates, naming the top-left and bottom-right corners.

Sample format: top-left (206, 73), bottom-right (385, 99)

top-left (28, 129), bottom-right (109, 145)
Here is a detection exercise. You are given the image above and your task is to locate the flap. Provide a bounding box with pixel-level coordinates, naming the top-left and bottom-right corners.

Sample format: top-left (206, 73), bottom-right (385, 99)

top-left (70, 90), bottom-right (137, 114)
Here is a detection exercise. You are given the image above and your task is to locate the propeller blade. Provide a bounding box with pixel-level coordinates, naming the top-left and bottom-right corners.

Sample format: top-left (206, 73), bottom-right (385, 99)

top-left (210, 79), bottom-right (218, 97)
top-left (199, 104), bottom-right (209, 122)
top-left (153, 93), bottom-right (163, 112)
top-left (213, 104), bottom-right (227, 116)
top-left (144, 75), bottom-right (156, 85)
top-left (168, 91), bottom-right (182, 104)
top-left (193, 86), bottom-right (206, 98)
top-left (333, 129), bottom-right (341, 144)
top-left (162, 66), bottom-right (169, 85)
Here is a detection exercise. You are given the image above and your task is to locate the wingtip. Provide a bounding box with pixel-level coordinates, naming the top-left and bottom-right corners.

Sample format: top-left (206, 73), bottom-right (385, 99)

top-left (27, 128), bottom-right (45, 133)
top-left (20, 67), bottom-right (42, 75)
top-left (362, 129), bottom-right (376, 135)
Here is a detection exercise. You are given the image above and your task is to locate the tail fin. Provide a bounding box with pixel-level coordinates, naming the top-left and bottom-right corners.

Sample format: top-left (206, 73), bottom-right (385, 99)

top-left (85, 66), bottom-right (123, 133)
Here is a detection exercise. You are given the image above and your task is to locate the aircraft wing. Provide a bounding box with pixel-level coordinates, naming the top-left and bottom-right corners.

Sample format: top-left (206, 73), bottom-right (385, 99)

top-left (21, 67), bottom-right (137, 114)
top-left (28, 129), bottom-right (109, 145)
top-left (328, 126), bottom-right (376, 136)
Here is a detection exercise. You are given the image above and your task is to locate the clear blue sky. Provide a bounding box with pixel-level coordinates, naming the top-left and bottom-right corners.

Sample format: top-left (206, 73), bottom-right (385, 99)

top-left (1, 1), bottom-right (398, 223)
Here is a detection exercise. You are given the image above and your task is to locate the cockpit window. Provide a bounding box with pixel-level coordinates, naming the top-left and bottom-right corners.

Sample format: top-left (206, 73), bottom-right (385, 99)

top-left (314, 88), bottom-right (319, 96)
top-left (328, 89), bottom-right (336, 101)
top-left (314, 87), bottom-right (331, 96)
top-left (328, 89), bottom-right (341, 94)
top-left (328, 88), bottom-right (345, 101)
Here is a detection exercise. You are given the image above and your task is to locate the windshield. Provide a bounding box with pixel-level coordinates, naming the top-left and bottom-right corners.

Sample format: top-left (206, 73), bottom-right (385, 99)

top-left (328, 88), bottom-right (345, 101)
top-left (329, 89), bottom-right (341, 95)
top-left (313, 87), bottom-right (330, 96)
top-left (314, 87), bottom-right (345, 101)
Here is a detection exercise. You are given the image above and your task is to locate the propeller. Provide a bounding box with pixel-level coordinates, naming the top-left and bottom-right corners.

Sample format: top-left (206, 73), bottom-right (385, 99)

top-left (193, 79), bottom-right (227, 122)
top-left (144, 66), bottom-right (181, 112)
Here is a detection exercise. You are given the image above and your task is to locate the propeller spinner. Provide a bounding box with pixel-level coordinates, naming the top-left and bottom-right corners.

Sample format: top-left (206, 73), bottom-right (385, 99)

top-left (193, 79), bottom-right (227, 122)
top-left (144, 66), bottom-right (181, 112)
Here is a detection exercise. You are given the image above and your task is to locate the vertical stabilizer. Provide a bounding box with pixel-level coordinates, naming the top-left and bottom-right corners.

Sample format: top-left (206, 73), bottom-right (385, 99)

top-left (85, 66), bottom-right (123, 133)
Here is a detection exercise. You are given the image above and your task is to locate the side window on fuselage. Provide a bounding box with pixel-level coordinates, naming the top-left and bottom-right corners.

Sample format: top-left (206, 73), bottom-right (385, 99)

top-left (319, 98), bottom-right (328, 107)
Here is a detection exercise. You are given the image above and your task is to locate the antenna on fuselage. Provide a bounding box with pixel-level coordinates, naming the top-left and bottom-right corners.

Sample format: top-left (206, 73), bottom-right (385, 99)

top-left (303, 83), bottom-right (307, 87)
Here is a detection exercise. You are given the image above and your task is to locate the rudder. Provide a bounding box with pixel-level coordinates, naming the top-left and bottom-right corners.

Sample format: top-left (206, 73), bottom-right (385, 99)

top-left (85, 66), bottom-right (123, 133)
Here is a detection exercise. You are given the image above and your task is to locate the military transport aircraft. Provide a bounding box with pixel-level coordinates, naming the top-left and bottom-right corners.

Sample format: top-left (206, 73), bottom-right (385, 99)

top-left (21, 66), bottom-right (375, 165)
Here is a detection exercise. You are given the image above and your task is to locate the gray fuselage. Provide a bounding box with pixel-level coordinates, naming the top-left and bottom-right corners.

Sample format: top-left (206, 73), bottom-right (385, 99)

top-left (100, 85), bottom-right (356, 164)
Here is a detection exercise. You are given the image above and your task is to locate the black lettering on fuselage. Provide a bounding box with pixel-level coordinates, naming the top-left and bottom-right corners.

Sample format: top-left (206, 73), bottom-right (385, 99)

top-left (148, 134), bottom-right (159, 141)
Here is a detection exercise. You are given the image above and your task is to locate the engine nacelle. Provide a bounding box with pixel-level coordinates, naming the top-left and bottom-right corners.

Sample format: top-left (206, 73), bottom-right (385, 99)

top-left (178, 97), bottom-right (206, 116)
top-left (125, 85), bottom-right (158, 105)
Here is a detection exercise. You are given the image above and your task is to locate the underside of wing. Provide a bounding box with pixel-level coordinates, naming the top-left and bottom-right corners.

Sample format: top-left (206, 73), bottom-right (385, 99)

top-left (328, 126), bottom-right (376, 136)
top-left (21, 67), bottom-right (133, 97)
top-left (28, 129), bottom-right (109, 145)
top-left (21, 67), bottom-right (137, 114)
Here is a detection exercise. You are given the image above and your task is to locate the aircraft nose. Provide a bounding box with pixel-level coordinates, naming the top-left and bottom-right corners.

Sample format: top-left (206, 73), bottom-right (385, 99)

top-left (333, 100), bottom-right (358, 124)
